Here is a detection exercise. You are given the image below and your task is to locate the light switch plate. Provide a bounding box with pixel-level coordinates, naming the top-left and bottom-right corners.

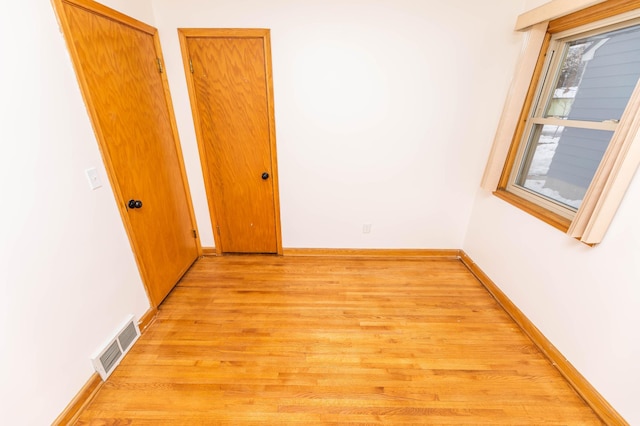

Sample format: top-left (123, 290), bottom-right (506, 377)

top-left (85, 167), bottom-right (102, 190)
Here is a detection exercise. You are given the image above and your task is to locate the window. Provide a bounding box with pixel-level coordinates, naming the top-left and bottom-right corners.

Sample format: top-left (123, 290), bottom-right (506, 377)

top-left (484, 1), bottom-right (640, 244)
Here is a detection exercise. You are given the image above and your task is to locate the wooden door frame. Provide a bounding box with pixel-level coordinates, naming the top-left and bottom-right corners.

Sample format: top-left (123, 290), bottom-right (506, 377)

top-left (51, 0), bottom-right (203, 307)
top-left (178, 28), bottom-right (283, 256)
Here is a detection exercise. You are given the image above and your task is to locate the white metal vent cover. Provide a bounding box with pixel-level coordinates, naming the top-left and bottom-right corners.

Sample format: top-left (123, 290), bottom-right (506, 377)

top-left (91, 314), bottom-right (140, 381)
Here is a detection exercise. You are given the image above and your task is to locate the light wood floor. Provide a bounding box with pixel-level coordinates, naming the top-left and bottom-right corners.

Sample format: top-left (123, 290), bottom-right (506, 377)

top-left (77, 255), bottom-right (602, 425)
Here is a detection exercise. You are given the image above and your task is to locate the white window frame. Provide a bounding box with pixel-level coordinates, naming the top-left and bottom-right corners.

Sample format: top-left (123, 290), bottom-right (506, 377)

top-left (482, 1), bottom-right (640, 245)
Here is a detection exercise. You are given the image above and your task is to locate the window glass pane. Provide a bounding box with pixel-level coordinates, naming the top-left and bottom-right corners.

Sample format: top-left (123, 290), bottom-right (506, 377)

top-left (544, 23), bottom-right (640, 121)
top-left (516, 124), bottom-right (613, 209)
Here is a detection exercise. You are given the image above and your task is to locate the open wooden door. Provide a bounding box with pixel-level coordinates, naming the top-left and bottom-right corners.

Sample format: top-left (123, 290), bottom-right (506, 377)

top-left (53, 0), bottom-right (200, 306)
top-left (179, 29), bottom-right (282, 255)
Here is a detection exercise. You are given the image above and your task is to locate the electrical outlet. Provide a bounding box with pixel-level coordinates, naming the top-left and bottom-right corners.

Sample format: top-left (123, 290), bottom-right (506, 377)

top-left (363, 224), bottom-right (372, 234)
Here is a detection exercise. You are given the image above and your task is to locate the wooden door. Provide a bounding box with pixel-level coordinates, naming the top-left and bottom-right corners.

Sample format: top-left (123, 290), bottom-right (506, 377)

top-left (179, 29), bottom-right (282, 254)
top-left (53, 0), bottom-right (200, 306)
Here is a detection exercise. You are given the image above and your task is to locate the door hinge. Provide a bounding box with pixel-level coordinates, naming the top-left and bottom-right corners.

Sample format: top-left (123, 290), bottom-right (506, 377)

top-left (216, 225), bottom-right (221, 236)
top-left (189, 58), bottom-right (194, 74)
top-left (156, 58), bottom-right (163, 74)
top-left (192, 229), bottom-right (197, 239)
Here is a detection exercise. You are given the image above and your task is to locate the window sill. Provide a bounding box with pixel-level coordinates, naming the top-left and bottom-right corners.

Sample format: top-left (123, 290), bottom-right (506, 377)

top-left (493, 189), bottom-right (571, 233)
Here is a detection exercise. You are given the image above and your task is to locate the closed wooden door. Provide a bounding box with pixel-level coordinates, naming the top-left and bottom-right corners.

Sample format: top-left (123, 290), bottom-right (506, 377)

top-left (179, 29), bottom-right (282, 254)
top-left (54, 0), bottom-right (200, 306)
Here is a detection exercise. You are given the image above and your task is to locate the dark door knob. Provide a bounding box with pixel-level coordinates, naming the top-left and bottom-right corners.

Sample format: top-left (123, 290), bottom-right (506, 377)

top-left (128, 199), bottom-right (143, 209)
top-left (261, 172), bottom-right (270, 180)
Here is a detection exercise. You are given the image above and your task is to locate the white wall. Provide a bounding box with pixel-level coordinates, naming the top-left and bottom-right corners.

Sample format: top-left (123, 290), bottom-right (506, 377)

top-left (9, 0), bottom-right (635, 423)
top-left (0, 1), bottom-right (154, 424)
top-left (464, 0), bottom-right (640, 423)
top-left (99, 0), bottom-right (156, 22)
top-left (151, 0), bottom-right (526, 249)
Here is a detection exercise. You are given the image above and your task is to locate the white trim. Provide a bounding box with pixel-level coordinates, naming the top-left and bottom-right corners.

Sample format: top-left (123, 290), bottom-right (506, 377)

top-left (529, 117), bottom-right (618, 132)
top-left (568, 77), bottom-right (640, 243)
top-left (480, 22), bottom-right (548, 191)
top-left (515, 0), bottom-right (606, 31)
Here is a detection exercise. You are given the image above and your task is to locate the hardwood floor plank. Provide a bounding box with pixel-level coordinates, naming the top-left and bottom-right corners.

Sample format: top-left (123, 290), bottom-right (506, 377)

top-left (76, 256), bottom-right (602, 424)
